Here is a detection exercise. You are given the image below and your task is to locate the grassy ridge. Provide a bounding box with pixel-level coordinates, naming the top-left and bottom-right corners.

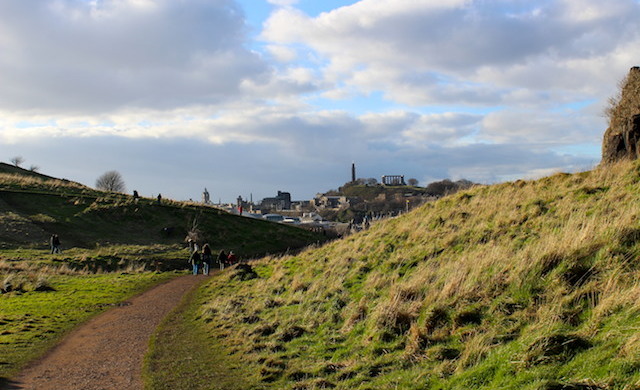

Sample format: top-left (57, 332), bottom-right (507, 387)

top-left (0, 167), bottom-right (325, 257)
top-left (190, 161), bottom-right (640, 389)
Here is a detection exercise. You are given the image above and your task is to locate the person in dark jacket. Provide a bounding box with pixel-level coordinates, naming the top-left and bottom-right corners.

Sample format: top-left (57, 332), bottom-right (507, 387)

top-left (202, 244), bottom-right (212, 275)
top-left (217, 250), bottom-right (227, 271)
top-left (189, 250), bottom-right (202, 275)
top-left (50, 234), bottom-right (61, 254)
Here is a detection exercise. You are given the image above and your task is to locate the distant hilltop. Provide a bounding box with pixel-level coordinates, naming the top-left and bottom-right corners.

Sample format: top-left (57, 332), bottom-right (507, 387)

top-left (0, 162), bottom-right (82, 185)
top-left (602, 66), bottom-right (640, 163)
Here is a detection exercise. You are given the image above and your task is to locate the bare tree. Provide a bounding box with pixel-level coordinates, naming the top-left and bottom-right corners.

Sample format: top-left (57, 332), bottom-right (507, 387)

top-left (184, 212), bottom-right (204, 244)
top-left (408, 178), bottom-right (419, 186)
top-left (10, 156), bottom-right (24, 167)
top-left (95, 170), bottom-right (126, 193)
top-left (29, 165), bottom-right (40, 172)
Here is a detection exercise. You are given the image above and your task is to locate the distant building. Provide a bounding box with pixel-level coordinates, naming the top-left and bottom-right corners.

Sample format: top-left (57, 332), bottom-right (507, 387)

top-left (202, 188), bottom-right (211, 204)
top-left (312, 194), bottom-right (353, 210)
top-left (290, 200), bottom-right (312, 211)
top-left (260, 191), bottom-right (292, 211)
top-left (382, 175), bottom-right (406, 186)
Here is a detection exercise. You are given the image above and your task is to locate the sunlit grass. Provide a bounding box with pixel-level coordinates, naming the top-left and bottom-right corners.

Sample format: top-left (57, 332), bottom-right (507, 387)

top-left (0, 269), bottom-right (177, 380)
top-left (183, 160), bottom-right (640, 389)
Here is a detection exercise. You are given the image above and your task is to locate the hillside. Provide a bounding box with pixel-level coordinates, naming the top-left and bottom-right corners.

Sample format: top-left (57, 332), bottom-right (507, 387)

top-left (318, 179), bottom-right (474, 222)
top-left (197, 160), bottom-right (640, 389)
top-left (0, 164), bottom-right (325, 256)
top-left (339, 179), bottom-right (473, 201)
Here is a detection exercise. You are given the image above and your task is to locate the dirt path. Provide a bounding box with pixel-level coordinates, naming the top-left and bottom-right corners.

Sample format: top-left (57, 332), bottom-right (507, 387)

top-left (4, 274), bottom-right (207, 390)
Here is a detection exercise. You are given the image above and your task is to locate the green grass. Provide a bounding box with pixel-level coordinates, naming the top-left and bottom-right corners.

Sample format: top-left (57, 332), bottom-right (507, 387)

top-left (157, 160), bottom-right (640, 389)
top-left (0, 270), bottom-right (176, 382)
top-left (143, 276), bottom-right (253, 390)
top-left (9, 161), bottom-right (640, 388)
top-left (0, 245), bottom-right (196, 273)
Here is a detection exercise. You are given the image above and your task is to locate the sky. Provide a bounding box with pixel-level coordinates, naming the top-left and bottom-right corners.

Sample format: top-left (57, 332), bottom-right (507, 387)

top-left (1, 0), bottom-right (639, 203)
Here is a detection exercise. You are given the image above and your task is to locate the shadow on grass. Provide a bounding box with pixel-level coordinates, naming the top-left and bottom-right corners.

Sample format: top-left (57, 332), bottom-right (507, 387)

top-left (0, 376), bottom-right (24, 390)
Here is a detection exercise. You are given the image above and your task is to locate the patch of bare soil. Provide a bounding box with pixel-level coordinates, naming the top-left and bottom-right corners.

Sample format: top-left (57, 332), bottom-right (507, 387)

top-left (3, 274), bottom-right (207, 390)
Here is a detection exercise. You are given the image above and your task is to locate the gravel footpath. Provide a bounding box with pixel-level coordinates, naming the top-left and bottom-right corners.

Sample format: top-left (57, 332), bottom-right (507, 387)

top-left (4, 274), bottom-right (207, 390)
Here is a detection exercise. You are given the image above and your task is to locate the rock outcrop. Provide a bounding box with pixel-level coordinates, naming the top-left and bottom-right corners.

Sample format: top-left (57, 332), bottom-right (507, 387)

top-left (602, 66), bottom-right (640, 163)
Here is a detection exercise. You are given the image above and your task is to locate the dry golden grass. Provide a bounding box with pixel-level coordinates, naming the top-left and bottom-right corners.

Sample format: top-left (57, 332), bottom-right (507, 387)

top-left (197, 159), bottom-right (640, 388)
top-left (0, 173), bottom-right (88, 192)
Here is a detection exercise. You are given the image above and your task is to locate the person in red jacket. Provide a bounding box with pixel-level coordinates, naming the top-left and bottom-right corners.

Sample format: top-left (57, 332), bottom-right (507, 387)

top-left (227, 251), bottom-right (237, 265)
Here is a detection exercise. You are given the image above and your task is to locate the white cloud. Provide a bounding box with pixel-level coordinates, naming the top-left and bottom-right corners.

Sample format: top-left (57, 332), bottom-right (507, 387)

top-left (262, 0), bottom-right (640, 106)
top-left (480, 109), bottom-right (604, 145)
top-left (0, 0), bottom-right (268, 114)
top-left (266, 44), bottom-right (298, 62)
top-left (359, 111), bottom-right (482, 146)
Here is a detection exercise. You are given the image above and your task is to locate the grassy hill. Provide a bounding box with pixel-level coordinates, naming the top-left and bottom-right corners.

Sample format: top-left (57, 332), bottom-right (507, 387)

top-left (0, 163), bottom-right (325, 257)
top-left (0, 162), bottom-right (71, 181)
top-left (193, 160), bottom-right (640, 389)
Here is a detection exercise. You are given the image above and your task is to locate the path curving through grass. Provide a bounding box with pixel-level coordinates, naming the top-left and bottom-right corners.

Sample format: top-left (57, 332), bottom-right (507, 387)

top-left (3, 274), bottom-right (207, 390)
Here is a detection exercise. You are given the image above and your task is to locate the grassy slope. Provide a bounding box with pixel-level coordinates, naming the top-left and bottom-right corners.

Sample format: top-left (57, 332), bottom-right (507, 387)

top-left (193, 161), bottom-right (640, 389)
top-left (144, 276), bottom-right (251, 390)
top-left (0, 167), bottom-right (325, 256)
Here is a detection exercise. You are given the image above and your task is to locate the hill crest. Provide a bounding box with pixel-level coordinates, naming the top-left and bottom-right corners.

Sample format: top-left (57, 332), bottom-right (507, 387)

top-left (0, 162), bottom-right (81, 184)
top-left (0, 165), bottom-right (324, 255)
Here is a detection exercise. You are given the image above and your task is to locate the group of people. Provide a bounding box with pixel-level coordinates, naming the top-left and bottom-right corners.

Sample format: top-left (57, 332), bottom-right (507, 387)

top-left (188, 240), bottom-right (237, 275)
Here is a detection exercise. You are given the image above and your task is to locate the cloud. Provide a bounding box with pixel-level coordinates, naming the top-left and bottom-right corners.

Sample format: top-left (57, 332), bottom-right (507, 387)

top-left (0, 0), bottom-right (268, 114)
top-left (480, 108), bottom-right (604, 146)
top-left (266, 44), bottom-right (298, 62)
top-left (262, 0), bottom-right (640, 106)
top-left (0, 117), bottom-right (595, 202)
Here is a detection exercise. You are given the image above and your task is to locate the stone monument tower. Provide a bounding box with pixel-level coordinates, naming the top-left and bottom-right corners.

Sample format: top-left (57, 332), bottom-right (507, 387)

top-left (352, 162), bottom-right (356, 182)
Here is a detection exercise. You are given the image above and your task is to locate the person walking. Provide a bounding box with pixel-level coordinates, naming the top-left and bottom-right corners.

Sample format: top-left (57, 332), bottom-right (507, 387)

top-left (227, 251), bottom-right (237, 265)
top-left (187, 238), bottom-right (196, 253)
top-left (202, 244), bottom-right (212, 275)
top-left (50, 234), bottom-right (61, 254)
top-left (189, 250), bottom-right (202, 275)
top-left (217, 250), bottom-right (227, 271)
